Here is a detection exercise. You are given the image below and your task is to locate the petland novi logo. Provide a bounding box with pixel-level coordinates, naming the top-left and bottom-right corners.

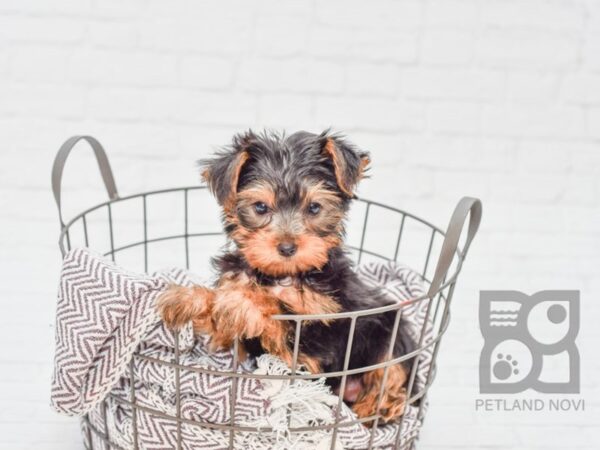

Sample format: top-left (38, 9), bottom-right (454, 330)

top-left (475, 290), bottom-right (584, 412)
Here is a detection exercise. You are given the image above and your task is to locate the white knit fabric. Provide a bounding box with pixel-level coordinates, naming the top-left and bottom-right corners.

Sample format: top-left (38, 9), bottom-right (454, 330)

top-left (52, 248), bottom-right (434, 449)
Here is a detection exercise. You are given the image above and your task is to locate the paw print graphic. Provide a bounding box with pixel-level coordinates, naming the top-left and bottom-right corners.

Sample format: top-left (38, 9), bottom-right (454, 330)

top-left (493, 353), bottom-right (519, 380)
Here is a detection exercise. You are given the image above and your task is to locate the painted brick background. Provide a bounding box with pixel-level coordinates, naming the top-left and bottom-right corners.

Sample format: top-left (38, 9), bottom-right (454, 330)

top-left (0, 0), bottom-right (599, 448)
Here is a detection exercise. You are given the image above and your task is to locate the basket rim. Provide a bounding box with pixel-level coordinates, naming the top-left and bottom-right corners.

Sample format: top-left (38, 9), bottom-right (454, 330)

top-left (57, 185), bottom-right (466, 316)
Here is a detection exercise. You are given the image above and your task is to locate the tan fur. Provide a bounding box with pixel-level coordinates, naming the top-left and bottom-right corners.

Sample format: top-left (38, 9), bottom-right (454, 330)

top-left (302, 182), bottom-right (345, 234)
top-left (235, 181), bottom-right (277, 228)
top-left (269, 284), bottom-right (341, 317)
top-left (237, 181), bottom-right (276, 209)
top-left (323, 138), bottom-right (353, 197)
top-left (302, 181), bottom-right (342, 209)
top-left (233, 227), bottom-right (340, 277)
top-left (352, 364), bottom-right (408, 424)
top-left (157, 285), bottom-right (215, 333)
top-left (225, 178), bottom-right (344, 276)
top-left (358, 155), bottom-right (371, 181)
top-left (211, 272), bottom-right (282, 348)
top-left (223, 151), bottom-right (250, 213)
top-left (157, 272), bottom-right (340, 373)
top-left (323, 138), bottom-right (370, 197)
top-left (157, 273), bottom-right (294, 364)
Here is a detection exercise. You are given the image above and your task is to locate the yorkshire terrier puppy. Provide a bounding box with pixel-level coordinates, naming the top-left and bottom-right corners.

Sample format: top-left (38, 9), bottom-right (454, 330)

top-left (158, 130), bottom-right (416, 423)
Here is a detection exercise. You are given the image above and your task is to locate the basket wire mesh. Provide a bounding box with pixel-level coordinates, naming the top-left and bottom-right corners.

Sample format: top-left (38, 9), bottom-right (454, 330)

top-left (52, 136), bottom-right (481, 450)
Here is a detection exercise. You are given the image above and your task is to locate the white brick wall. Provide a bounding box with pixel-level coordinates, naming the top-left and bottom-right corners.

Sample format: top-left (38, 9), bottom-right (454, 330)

top-left (0, 0), bottom-right (598, 448)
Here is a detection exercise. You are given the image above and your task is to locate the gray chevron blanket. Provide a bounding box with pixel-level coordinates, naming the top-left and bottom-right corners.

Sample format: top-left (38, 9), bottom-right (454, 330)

top-left (51, 248), bottom-right (433, 450)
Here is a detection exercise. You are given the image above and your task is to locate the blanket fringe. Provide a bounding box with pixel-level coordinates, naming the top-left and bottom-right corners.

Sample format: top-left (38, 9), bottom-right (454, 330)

top-left (240, 354), bottom-right (344, 450)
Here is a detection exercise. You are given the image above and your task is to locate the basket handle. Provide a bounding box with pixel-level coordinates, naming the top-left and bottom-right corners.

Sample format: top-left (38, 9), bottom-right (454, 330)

top-left (51, 135), bottom-right (119, 228)
top-left (427, 196), bottom-right (482, 297)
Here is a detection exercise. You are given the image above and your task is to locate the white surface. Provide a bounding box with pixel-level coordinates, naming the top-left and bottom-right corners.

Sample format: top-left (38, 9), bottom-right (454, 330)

top-left (0, 0), bottom-right (598, 448)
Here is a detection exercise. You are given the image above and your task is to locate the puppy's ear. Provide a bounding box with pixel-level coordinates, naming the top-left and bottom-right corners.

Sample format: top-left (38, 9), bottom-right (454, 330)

top-left (200, 131), bottom-right (254, 211)
top-left (321, 133), bottom-right (370, 197)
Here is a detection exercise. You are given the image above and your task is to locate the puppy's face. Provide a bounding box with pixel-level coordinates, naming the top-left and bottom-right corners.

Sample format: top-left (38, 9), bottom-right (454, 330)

top-left (201, 130), bottom-right (369, 276)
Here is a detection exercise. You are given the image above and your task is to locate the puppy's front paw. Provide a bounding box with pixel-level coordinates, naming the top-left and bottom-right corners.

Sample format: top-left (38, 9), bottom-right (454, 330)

top-left (157, 285), bottom-right (213, 330)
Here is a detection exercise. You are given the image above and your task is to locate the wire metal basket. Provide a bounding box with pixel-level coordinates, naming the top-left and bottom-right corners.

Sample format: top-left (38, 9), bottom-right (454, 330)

top-left (52, 136), bottom-right (482, 450)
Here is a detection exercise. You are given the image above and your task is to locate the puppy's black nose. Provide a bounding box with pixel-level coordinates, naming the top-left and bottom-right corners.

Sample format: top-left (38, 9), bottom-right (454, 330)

top-left (277, 242), bottom-right (297, 257)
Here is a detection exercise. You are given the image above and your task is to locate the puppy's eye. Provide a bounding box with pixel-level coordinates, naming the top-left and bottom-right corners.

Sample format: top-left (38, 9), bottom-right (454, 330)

top-left (307, 202), bottom-right (321, 215)
top-left (254, 202), bottom-right (269, 215)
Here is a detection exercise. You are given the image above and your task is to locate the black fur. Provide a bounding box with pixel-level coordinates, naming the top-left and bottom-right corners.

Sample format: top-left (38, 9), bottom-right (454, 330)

top-left (200, 130), bottom-right (368, 209)
top-left (212, 248), bottom-right (416, 394)
top-left (205, 129), bottom-right (416, 397)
